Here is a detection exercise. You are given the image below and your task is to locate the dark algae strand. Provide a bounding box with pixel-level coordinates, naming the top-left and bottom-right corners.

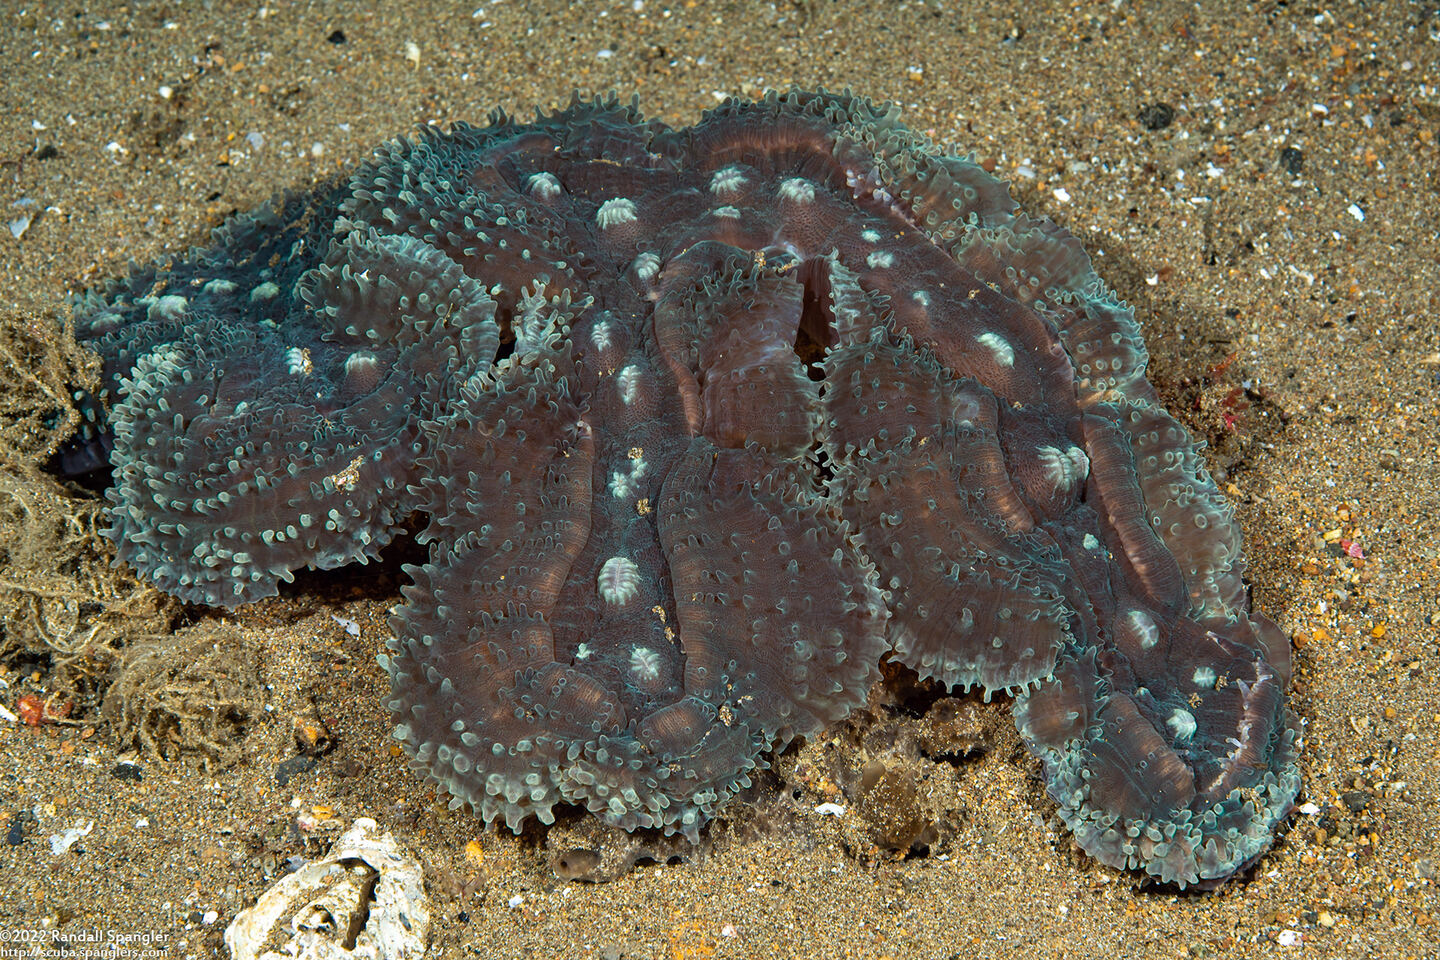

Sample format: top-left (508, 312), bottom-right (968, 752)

top-left (65, 90), bottom-right (1299, 889)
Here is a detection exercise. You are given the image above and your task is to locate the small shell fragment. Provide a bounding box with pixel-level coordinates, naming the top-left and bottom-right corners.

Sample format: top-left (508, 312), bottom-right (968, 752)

top-left (224, 818), bottom-right (429, 960)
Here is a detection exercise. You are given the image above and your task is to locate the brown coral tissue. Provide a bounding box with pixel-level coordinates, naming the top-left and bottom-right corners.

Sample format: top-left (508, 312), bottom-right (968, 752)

top-left (63, 90), bottom-right (1299, 888)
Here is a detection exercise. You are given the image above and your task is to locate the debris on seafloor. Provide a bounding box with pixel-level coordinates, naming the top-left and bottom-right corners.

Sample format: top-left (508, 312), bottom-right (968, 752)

top-left (48, 818), bottom-right (93, 855)
top-left (224, 817), bottom-right (429, 960)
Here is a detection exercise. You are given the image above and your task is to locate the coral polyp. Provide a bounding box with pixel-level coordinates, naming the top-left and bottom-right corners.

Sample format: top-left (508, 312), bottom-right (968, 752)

top-left (66, 90), bottom-right (1298, 888)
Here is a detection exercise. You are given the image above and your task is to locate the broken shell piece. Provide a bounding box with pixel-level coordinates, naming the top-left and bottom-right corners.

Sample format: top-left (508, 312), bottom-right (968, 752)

top-left (224, 818), bottom-right (428, 960)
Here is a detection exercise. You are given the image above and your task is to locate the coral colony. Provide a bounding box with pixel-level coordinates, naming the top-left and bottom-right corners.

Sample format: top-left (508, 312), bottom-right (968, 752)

top-left (65, 91), bottom-right (1298, 888)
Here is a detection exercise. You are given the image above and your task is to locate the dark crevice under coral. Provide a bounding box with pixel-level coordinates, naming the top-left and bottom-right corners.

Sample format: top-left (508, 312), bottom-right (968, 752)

top-left (61, 89), bottom-right (1299, 889)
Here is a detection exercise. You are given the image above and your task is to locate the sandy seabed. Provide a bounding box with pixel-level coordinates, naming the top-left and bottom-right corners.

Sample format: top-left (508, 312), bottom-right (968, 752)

top-left (1, 2), bottom-right (1437, 958)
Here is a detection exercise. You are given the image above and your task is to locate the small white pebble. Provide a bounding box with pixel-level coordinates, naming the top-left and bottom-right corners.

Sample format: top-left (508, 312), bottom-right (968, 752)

top-left (1347, 203), bottom-right (1365, 222)
top-left (49, 821), bottom-right (94, 856)
top-left (331, 615), bottom-right (361, 638)
top-left (1052, 187), bottom-right (1071, 203)
top-left (814, 802), bottom-right (847, 817)
top-left (507, 894), bottom-right (524, 909)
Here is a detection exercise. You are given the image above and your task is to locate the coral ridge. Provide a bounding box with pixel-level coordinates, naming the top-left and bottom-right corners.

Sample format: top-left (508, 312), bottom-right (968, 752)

top-left (67, 89), bottom-right (1298, 888)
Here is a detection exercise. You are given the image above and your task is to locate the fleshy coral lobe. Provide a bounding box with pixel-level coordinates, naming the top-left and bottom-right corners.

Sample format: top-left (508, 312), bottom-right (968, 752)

top-left (66, 89), bottom-right (1298, 888)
